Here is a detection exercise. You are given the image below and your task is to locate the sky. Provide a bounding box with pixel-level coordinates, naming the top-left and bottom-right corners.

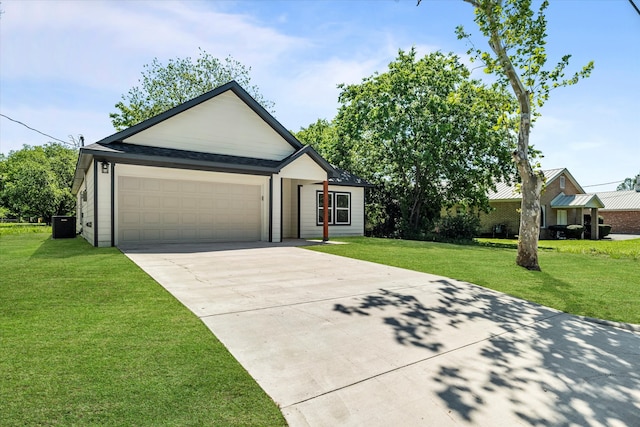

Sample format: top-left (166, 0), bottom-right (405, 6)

top-left (1, 0), bottom-right (638, 191)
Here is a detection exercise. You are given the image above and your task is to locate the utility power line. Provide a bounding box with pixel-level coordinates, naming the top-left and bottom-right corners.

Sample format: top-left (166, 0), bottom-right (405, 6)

top-left (583, 180), bottom-right (626, 188)
top-left (0, 113), bottom-right (71, 145)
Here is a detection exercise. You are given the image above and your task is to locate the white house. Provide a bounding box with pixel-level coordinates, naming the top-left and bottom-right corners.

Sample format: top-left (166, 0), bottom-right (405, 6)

top-left (71, 81), bottom-right (370, 247)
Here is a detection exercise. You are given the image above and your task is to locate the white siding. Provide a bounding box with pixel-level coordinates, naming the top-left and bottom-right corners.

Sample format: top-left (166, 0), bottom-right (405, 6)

top-left (282, 179), bottom-right (293, 238)
top-left (271, 174), bottom-right (282, 242)
top-left (299, 184), bottom-right (365, 238)
top-left (96, 164), bottom-right (112, 247)
top-left (123, 92), bottom-right (295, 161)
top-left (82, 162), bottom-right (95, 246)
top-left (279, 154), bottom-right (327, 181)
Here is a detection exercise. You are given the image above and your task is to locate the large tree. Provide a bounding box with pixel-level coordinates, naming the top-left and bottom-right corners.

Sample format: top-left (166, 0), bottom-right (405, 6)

top-left (0, 143), bottom-right (77, 222)
top-left (435, 0), bottom-right (594, 270)
top-left (300, 49), bottom-right (517, 238)
top-left (110, 49), bottom-right (273, 130)
top-left (617, 174), bottom-right (640, 191)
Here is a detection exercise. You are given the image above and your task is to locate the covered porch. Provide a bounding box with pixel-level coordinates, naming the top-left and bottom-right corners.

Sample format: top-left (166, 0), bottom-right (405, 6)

top-left (548, 193), bottom-right (605, 240)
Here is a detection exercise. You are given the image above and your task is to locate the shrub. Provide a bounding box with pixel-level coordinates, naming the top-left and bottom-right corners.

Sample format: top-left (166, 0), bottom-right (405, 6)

top-left (599, 224), bottom-right (612, 238)
top-left (565, 224), bottom-right (585, 239)
top-left (433, 213), bottom-right (480, 242)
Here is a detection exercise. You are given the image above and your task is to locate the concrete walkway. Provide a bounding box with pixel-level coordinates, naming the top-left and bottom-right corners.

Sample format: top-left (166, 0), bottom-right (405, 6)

top-left (123, 242), bottom-right (640, 426)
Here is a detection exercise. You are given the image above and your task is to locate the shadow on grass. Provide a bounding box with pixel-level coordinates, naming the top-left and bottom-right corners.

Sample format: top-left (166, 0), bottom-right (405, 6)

top-left (29, 236), bottom-right (115, 259)
top-left (332, 278), bottom-right (640, 425)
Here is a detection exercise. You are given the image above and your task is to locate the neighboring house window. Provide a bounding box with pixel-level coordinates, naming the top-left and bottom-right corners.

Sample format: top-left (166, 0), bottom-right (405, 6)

top-left (559, 176), bottom-right (566, 190)
top-left (557, 210), bottom-right (567, 226)
top-left (540, 206), bottom-right (546, 228)
top-left (317, 191), bottom-right (351, 225)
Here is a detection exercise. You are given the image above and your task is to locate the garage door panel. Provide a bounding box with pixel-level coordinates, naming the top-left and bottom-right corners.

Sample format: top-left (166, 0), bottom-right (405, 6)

top-left (143, 196), bottom-right (161, 208)
top-left (163, 197), bottom-right (179, 208)
top-left (121, 212), bottom-right (140, 225)
top-left (143, 212), bottom-right (161, 224)
top-left (142, 179), bottom-right (160, 191)
top-left (118, 176), bottom-right (261, 244)
top-left (182, 213), bottom-right (197, 225)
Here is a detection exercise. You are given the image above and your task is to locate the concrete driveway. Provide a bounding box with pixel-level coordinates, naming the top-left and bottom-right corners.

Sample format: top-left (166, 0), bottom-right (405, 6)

top-left (123, 242), bottom-right (640, 426)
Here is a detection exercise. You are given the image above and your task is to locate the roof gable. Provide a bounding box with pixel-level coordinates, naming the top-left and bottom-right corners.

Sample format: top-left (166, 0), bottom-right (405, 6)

top-left (489, 168), bottom-right (585, 201)
top-left (96, 81), bottom-right (302, 161)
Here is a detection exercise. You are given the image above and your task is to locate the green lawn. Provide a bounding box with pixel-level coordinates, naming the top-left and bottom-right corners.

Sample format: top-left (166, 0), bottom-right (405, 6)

top-left (308, 237), bottom-right (640, 324)
top-left (0, 232), bottom-right (285, 426)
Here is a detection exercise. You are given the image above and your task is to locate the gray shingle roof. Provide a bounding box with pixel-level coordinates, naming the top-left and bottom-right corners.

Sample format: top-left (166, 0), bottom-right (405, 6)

top-left (328, 169), bottom-right (373, 187)
top-left (596, 190), bottom-right (640, 211)
top-left (83, 141), bottom-right (281, 173)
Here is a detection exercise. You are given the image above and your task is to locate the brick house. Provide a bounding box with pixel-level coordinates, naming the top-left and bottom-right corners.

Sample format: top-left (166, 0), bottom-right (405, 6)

top-left (481, 168), bottom-right (604, 240)
top-left (595, 190), bottom-right (640, 234)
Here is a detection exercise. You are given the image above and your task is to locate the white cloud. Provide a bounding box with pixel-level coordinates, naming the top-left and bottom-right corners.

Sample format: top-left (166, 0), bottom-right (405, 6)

top-left (0, 1), bottom-right (308, 92)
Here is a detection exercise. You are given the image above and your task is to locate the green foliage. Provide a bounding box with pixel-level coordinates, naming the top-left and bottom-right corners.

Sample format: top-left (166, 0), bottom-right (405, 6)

top-left (449, 0), bottom-right (594, 270)
top-left (0, 223), bottom-right (50, 235)
top-left (456, 0), bottom-right (594, 117)
top-left (565, 224), bottom-right (585, 239)
top-left (433, 213), bottom-right (481, 242)
top-left (308, 48), bottom-right (517, 238)
top-left (0, 143), bottom-right (77, 221)
top-left (599, 224), bottom-right (612, 238)
top-left (110, 49), bottom-right (273, 130)
top-left (1, 233), bottom-right (286, 426)
top-left (616, 174), bottom-right (639, 191)
top-left (479, 237), bottom-right (640, 260)
top-left (308, 236), bottom-right (640, 323)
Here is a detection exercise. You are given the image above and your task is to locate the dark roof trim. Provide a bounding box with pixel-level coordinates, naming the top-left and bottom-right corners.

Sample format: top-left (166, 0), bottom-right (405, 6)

top-left (95, 80), bottom-right (304, 151)
top-left (315, 168), bottom-right (374, 188)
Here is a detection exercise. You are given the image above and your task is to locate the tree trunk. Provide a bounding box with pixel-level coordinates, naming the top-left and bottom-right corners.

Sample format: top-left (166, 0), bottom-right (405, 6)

top-left (516, 159), bottom-right (542, 270)
top-left (478, 0), bottom-right (543, 271)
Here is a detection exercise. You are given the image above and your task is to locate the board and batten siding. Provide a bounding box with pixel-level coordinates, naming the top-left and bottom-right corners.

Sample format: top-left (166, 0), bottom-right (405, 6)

top-left (299, 184), bottom-right (365, 238)
top-left (81, 162), bottom-right (95, 246)
top-left (95, 161), bottom-right (113, 247)
top-left (123, 92), bottom-right (295, 161)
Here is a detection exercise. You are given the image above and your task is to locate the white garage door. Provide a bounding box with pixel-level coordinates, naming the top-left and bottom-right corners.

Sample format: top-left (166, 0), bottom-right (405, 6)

top-left (118, 176), bottom-right (261, 244)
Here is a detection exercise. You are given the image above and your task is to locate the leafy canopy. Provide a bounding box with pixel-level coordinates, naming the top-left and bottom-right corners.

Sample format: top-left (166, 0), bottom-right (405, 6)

top-left (0, 143), bottom-right (77, 221)
top-left (456, 0), bottom-right (594, 114)
top-left (110, 49), bottom-right (273, 130)
top-left (617, 174), bottom-right (640, 191)
top-left (446, 0), bottom-right (594, 270)
top-left (299, 48), bottom-right (517, 237)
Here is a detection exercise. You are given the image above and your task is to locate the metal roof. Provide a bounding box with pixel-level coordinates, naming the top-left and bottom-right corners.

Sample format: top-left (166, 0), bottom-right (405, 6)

top-left (596, 190), bottom-right (640, 211)
top-left (550, 193), bottom-right (604, 209)
top-left (488, 168), bottom-right (583, 201)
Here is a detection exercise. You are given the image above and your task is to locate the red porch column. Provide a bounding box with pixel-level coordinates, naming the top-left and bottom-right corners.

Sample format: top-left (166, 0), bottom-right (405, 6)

top-left (323, 180), bottom-right (329, 241)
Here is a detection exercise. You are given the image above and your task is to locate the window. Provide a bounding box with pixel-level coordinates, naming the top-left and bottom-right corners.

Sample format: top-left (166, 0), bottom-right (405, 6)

top-left (557, 210), bottom-right (567, 226)
top-left (317, 191), bottom-right (351, 225)
top-left (540, 206), bottom-right (546, 228)
top-left (559, 176), bottom-right (566, 190)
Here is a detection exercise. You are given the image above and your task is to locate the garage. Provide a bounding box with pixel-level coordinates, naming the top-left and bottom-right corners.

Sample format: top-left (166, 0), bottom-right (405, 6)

top-left (118, 176), bottom-right (261, 244)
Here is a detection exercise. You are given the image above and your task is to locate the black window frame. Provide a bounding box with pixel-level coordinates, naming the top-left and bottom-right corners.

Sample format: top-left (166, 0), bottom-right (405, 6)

top-left (316, 190), bottom-right (351, 226)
